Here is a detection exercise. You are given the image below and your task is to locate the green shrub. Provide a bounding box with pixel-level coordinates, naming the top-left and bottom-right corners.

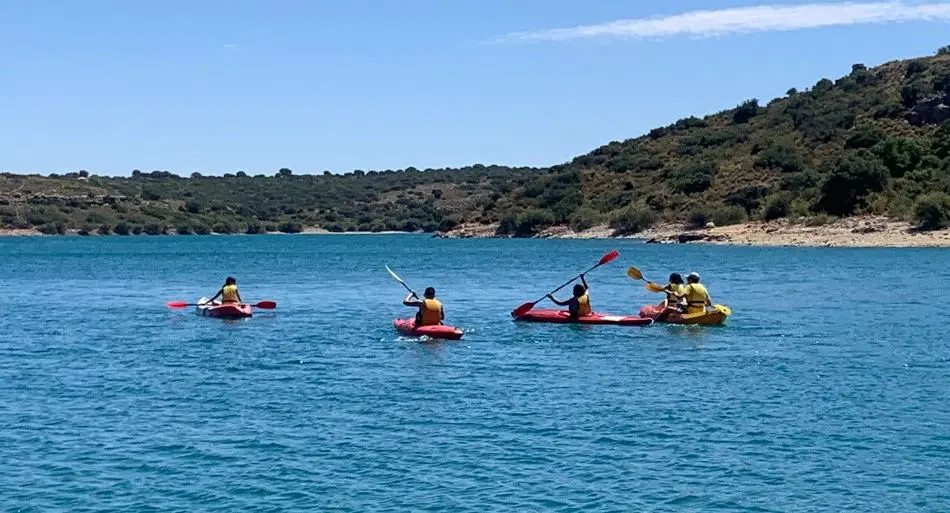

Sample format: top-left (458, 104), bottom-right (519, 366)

top-left (804, 214), bottom-right (834, 227)
top-left (176, 224), bottom-right (193, 235)
top-left (710, 205), bottom-right (748, 226)
top-left (914, 192), bottom-right (950, 230)
top-left (609, 205), bottom-right (656, 235)
top-left (143, 223), bottom-right (166, 235)
top-left (513, 209), bottom-right (555, 237)
top-left (131, 225), bottom-right (144, 235)
top-left (193, 223), bottom-right (211, 235)
top-left (113, 222), bottom-right (131, 235)
top-left (212, 222), bottom-right (233, 234)
top-left (819, 150), bottom-right (890, 216)
top-left (733, 99), bottom-right (760, 124)
top-left (669, 162), bottom-right (715, 195)
top-left (569, 207), bottom-right (602, 232)
top-left (97, 224), bottom-right (111, 235)
top-left (245, 223), bottom-right (263, 235)
top-left (874, 138), bottom-right (924, 178)
top-left (278, 222), bottom-right (302, 234)
top-left (762, 193), bottom-right (793, 221)
top-left (686, 210), bottom-right (709, 229)
top-left (754, 144), bottom-right (804, 173)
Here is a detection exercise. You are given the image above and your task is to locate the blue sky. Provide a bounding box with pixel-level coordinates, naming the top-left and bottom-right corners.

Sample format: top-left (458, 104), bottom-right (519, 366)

top-left (2, 0), bottom-right (949, 176)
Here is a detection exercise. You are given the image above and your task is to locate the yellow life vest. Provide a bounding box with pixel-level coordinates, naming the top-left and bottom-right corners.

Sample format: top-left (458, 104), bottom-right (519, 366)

top-left (684, 283), bottom-right (710, 313)
top-left (420, 299), bottom-right (443, 326)
top-left (576, 293), bottom-right (591, 317)
top-left (665, 283), bottom-right (686, 305)
top-left (221, 284), bottom-right (239, 303)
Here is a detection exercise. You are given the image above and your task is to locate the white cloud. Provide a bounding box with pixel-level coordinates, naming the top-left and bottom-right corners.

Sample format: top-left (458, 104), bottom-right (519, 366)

top-left (499, 2), bottom-right (950, 42)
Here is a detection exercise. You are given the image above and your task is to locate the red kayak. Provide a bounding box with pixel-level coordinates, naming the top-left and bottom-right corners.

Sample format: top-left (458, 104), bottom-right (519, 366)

top-left (513, 309), bottom-right (653, 326)
top-left (393, 318), bottom-right (464, 340)
top-left (195, 298), bottom-right (253, 319)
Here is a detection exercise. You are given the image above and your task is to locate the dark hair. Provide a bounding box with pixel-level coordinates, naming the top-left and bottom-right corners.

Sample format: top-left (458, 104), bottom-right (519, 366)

top-left (572, 283), bottom-right (586, 297)
top-left (225, 276), bottom-right (237, 285)
top-left (424, 287), bottom-right (436, 298)
top-left (687, 275), bottom-right (699, 283)
top-left (669, 273), bottom-right (684, 285)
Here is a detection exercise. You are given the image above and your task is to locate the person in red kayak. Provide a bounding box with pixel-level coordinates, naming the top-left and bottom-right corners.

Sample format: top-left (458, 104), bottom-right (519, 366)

top-left (547, 275), bottom-right (591, 319)
top-left (403, 287), bottom-right (444, 326)
top-left (207, 277), bottom-right (242, 304)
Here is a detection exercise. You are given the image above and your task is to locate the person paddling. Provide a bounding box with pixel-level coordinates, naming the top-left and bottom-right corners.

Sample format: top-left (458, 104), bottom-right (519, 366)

top-left (206, 276), bottom-right (242, 305)
top-left (547, 274), bottom-right (591, 319)
top-left (403, 287), bottom-right (444, 326)
top-left (651, 272), bottom-right (687, 321)
top-left (679, 272), bottom-right (712, 314)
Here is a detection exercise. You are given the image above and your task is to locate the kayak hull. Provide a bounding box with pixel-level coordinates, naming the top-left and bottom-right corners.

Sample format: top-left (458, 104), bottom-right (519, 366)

top-left (393, 318), bottom-right (464, 340)
top-left (514, 309), bottom-right (653, 326)
top-left (195, 297), bottom-right (253, 319)
top-left (639, 304), bottom-right (728, 325)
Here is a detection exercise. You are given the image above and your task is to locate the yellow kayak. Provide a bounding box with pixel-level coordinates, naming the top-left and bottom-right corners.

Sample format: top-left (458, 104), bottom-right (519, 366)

top-left (639, 303), bottom-right (730, 325)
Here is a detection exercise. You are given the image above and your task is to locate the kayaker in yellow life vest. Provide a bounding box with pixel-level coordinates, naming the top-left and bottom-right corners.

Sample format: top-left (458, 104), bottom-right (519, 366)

top-left (662, 273), bottom-right (688, 312)
top-left (677, 272), bottom-right (712, 314)
top-left (208, 276), bottom-right (242, 304)
top-left (548, 274), bottom-right (592, 319)
top-left (403, 287), bottom-right (445, 326)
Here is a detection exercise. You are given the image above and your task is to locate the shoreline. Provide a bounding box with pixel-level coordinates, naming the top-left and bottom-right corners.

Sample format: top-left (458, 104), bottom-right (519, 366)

top-left (4, 216), bottom-right (950, 247)
top-left (437, 216), bottom-right (950, 248)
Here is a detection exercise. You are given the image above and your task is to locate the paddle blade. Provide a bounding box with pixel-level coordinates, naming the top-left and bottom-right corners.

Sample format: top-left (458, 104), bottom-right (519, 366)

top-left (626, 267), bottom-right (644, 280)
top-left (599, 250), bottom-right (620, 266)
top-left (511, 302), bottom-right (535, 318)
top-left (253, 301), bottom-right (277, 310)
top-left (714, 304), bottom-right (732, 316)
top-left (385, 264), bottom-right (403, 283)
top-left (646, 282), bottom-right (665, 293)
top-left (166, 301), bottom-right (189, 309)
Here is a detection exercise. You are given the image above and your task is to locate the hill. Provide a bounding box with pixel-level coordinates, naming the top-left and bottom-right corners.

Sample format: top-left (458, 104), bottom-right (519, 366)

top-left (3, 46), bottom-right (950, 236)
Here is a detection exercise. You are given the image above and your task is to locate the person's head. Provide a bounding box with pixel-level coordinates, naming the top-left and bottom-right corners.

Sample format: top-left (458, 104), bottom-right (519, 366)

top-left (687, 272), bottom-right (700, 284)
top-left (424, 287), bottom-right (436, 299)
top-left (669, 273), bottom-right (684, 285)
top-left (572, 283), bottom-right (586, 297)
top-left (225, 276), bottom-right (237, 286)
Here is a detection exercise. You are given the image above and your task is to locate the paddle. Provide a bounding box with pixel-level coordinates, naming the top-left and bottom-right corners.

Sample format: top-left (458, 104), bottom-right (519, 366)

top-left (510, 250), bottom-right (620, 318)
top-left (166, 300), bottom-right (277, 309)
top-left (385, 264), bottom-right (418, 298)
top-left (628, 267), bottom-right (666, 293)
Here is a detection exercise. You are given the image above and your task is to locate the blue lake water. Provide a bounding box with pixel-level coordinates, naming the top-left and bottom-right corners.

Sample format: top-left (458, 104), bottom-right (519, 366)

top-left (1, 235), bottom-right (949, 512)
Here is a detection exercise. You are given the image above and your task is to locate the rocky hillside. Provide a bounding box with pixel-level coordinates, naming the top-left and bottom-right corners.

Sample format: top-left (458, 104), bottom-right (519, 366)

top-left (2, 46), bottom-right (950, 236)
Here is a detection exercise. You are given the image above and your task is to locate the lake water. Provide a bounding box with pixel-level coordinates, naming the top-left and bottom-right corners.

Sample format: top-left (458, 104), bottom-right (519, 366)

top-left (1, 235), bottom-right (949, 512)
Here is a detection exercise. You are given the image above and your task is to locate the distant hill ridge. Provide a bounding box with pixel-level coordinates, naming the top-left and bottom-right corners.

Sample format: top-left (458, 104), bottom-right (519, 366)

top-left (3, 46), bottom-right (950, 236)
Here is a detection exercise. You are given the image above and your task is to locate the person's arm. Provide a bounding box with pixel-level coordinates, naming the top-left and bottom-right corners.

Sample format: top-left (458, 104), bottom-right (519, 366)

top-left (208, 288), bottom-right (223, 303)
top-left (403, 293), bottom-right (422, 307)
top-left (237, 289), bottom-right (243, 303)
top-left (580, 274), bottom-right (589, 291)
top-left (440, 306), bottom-right (445, 323)
top-left (547, 294), bottom-right (570, 306)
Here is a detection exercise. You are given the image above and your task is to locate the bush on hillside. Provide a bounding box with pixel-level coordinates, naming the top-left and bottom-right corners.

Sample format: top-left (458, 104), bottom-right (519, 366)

top-left (669, 162), bottom-right (716, 195)
top-left (113, 222), bottom-right (131, 235)
top-left (710, 205), bottom-right (748, 226)
top-left (762, 192), bottom-right (793, 221)
top-left (845, 128), bottom-right (886, 149)
top-left (686, 210), bottom-right (709, 229)
top-left (733, 99), bottom-right (760, 124)
top-left (609, 205), bottom-right (656, 235)
top-left (819, 150), bottom-right (891, 216)
top-left (874, 138), bottom-right (925, 178)
top-left (754, 144), bottom-right (804, 173)
top-left (569, 207), bottom-right (602, 232)
top-left (723, 186), bottom-right (768, 216)
top-left (914, 192), bottom-right (950, 230)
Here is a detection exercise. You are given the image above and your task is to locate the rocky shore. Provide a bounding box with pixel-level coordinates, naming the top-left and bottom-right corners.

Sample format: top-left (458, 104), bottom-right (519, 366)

top-left (435, 216), bottom-right (950, 248)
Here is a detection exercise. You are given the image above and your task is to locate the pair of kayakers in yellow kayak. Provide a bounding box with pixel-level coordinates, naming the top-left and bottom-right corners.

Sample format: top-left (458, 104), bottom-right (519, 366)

top-left (659, 272), bottom-right (712, 314)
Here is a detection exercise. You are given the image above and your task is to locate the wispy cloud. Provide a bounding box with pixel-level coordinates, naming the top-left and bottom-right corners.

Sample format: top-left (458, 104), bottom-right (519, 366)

top-left (498, 2), bottom-right (950, 42)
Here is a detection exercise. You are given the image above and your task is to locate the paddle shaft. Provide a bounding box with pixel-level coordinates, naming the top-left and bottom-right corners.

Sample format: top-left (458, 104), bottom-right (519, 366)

top-left (386, 265), bottom-right (418, 298)
top-left (534, 261), bottom-right (603, 305)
